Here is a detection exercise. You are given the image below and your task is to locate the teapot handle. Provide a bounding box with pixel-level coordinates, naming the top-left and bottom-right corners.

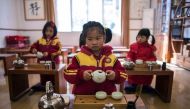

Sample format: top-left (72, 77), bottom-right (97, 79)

top-left (60, 95), bottom-right (66, 106)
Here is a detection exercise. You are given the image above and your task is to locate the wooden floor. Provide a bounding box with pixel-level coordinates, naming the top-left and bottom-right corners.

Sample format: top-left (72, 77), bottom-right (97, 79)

top-left (0, 60), bottom-right (190, 109)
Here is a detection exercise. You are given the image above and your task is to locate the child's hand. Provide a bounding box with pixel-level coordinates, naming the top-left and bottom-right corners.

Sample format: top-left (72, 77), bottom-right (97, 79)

top-left (83, 70), bottom-right (92, 81)
top-left (32, 48), bottom-right (37, 54)
top-left (43, 52), bottom-right (48, 57)
top-left (106, 70), bottom-right (115, 80)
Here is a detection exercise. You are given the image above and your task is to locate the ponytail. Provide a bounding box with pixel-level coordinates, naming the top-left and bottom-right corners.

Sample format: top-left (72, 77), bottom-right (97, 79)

top-left (105, 28), bottom-right (112, 43)
top-left (150, 35), bottom-right (155, 45)
top-left (79, 33), bottom-right (85, 48)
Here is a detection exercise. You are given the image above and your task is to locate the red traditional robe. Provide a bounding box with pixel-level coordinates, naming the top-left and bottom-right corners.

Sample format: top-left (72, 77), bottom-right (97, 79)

top-left (126, 42), bottom-right (157, 85)
top-left (64, 45), bottom-right (127, 95)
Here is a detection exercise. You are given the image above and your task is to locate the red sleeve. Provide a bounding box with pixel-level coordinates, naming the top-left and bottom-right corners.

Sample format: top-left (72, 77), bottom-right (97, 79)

top-left (30, 41), bottom-right (39, 53)
top-left (63, 56), bottom-right (84, 84)
top-left (113, 59), bottom-right (128, 84)
top-left (151, 45), bottom-right (157, 52)
top-left (126, 44), bottom-right (137, 62)
top-left (147, 45), bottom-right (157, 61)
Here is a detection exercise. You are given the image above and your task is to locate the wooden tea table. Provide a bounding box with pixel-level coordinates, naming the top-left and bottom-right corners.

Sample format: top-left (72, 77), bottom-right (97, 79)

top-left (126, 67), bottom-right (174, 103)
top-left (8, 64), bottom-right (67, 101)
top-left (0, 54), bottom-right (16, 75)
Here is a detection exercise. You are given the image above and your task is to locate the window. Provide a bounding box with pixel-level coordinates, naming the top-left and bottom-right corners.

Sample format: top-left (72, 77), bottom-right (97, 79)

top-left (56, 0), bottom-right (121, 34)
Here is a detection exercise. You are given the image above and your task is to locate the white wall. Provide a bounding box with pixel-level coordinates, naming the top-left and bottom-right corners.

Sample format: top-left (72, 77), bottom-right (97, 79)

top-left (17, 0), bottom-right (46, 44)
top-left (0, 0), bottom-right (18, 28)
top-left (0, 0), bottom-right (19, 47)
top-left (0, 0), bottom-right (45, 47)
top-left (129, 0), bottom-right (157, 45)
top-left (16, 0), bottom-right (46, 30)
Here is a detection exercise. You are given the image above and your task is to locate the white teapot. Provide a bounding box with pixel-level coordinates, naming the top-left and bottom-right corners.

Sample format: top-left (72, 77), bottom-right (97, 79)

top-left (37, 51), bottom-right (43, 59)
top-left (91, 70), bottom-right (107, 83)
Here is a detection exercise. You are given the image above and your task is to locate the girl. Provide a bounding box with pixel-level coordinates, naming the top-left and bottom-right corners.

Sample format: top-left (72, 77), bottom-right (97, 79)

top-left (64, 21), bottom-right (127, 95)
top-left (126, 28), bottom-right (156, 90)
top-left (30, 21), bottom-right (62, 87)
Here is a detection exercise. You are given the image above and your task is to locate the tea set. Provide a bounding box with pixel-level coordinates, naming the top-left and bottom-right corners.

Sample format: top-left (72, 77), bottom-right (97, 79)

top-left (123, 59), bottom-right (157, 70)
top-left (95, 91), bottom-right (123, 100)
top-left (90, 70), bottom-right (124, 100)
top-left (136, 59), bottom-right (156, 65)
top-left (13, 54), bottom-right (25, 68)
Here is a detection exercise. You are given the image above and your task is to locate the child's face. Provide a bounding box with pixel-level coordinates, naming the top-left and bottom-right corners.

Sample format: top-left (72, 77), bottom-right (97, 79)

top-left (45, 26), bottom-right (54, 39)
top-left (137, 35), bottom-right (147, 43)
top-left (85, 27), bottom-right (105, 52)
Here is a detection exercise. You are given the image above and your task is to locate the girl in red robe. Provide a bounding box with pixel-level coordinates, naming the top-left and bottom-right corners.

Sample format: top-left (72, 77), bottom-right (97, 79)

top-left (30, 21), bottom-right (62, 87)
top-left (64, 21), bottom-right (127, 94)
top-left (126, 28), bottom-right (156, 89)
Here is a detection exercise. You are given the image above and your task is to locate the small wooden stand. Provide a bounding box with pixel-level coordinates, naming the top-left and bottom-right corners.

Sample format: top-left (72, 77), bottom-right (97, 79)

top-left (73, 94), bottom-right (146, 109)
top-left (134, 63), bottom-right (161, 71)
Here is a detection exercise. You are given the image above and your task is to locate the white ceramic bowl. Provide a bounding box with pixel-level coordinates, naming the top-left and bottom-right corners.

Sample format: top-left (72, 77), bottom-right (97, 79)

top-left (95, 91), bottom-right (107, 100)
top-left (145, 61), bottom-right (152, 64)
top-left (111, 91), bottom-right (123, 100)
top-left (136, 59), bottom-right (143, 64)
top-left (151, 61), bottom-right (157, 64)
top-left (39, 61), bottom-right (45, 64)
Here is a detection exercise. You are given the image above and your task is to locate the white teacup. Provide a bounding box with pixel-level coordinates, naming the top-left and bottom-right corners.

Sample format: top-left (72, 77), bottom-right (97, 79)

top-left (95, 91), bottom-right (107, 100)
top-left (111, 91), bottom-right (123, 100)
top-left (39, 61), bottom-right (45, 64)
top-left (151, 61), bottom-right (157, 64)
top-left (135, 59), bottom-right (143, 64)
top-left (145, 61), bottom-right (152, 64)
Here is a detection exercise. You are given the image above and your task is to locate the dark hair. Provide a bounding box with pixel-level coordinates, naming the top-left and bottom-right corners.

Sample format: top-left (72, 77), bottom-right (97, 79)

top-left (79, 21), bottom-right (105, 47)
top-left (105, 28), bottom-right (112, 43)
top-left (79, 33), bottom-right (85, 47)
top-left (150, 35), bottom-right (155, 45)
top-left (42, 21), bottom-right (57, 38)
top-left (137, 28), bottom-right (155, 45)
top-left (79, 21), bottom-right (113, 47)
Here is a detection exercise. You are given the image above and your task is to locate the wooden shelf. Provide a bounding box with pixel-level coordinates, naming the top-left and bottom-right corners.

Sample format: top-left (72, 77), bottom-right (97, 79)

top-left (171, 5), bottom-right (177, 8)
top-left (172, 39), bottom-right (184, 42)
top-left (184, 17), bottom-right (190, 19)
top-left (173, 16), bottom-right (190, 20)
top-left (173, 17), bottom-right (184, 20)
top-left (182, 5), bottom-right (190, 8)
top-left (167, 0), bottom-right (190, 62)
top-left (183, 24), bottom-right (190, 27)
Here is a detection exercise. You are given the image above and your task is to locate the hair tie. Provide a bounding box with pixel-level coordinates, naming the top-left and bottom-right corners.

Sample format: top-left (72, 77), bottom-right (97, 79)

top-left (104, 27), bottom-right (107, 35)
top-left (50, 21), bottom-right (55, 27)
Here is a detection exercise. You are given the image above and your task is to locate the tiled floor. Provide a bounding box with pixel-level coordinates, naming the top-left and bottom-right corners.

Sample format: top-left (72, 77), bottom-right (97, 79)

top-left (0, 60), bottom-right (190, 109)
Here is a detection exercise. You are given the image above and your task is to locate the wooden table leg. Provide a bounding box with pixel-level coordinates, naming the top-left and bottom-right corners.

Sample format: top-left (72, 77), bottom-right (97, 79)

top-left (55, 69), bottom-right (67, 94)
top-left (155, 74), bottom-right (173, 102)
top-left (4, 55), bottom-right (16, 75)
top-left (8, 74), bottom-right (29, 101)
